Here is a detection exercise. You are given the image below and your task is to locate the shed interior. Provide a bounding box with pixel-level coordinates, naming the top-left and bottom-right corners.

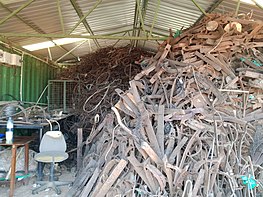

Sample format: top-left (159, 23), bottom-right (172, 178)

top-left (1, 0), bottom-right (263, 196)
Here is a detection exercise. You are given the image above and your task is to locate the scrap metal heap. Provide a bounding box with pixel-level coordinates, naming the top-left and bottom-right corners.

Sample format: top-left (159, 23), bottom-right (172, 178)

top-left (68, 13), bottom-right (263, 197)
top-left (58, 46), bottom-right (152, 132)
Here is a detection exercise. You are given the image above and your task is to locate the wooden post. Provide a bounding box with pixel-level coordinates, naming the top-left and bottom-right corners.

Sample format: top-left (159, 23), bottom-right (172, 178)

top-left (10, 145), bottom-right (17, 197)
top-left (77, 128), bottom-right (83, 170)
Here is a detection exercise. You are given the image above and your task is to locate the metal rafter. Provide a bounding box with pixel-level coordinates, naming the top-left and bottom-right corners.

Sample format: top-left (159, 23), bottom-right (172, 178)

top-left (70, 0), bottom-right (100, 48)
top-left (134, 0), bottom-right (148, 47)
top-left (194, 0), bottom-right (225, 25)
top-left (0, 32), bottom-right (165, 40)
top-left (0, 0), bottom-right (35, 26)
top-left (56, 40), bottom-right (88, 62)
top-left (252, 0), bottom-right (263, 10)
top-left (57, 0), bottom-right (65, 34)
top-left (136, 0), bottom-right (147, 35)
top-left (0, 2), bottom-right (78, 60)
top-left (191, 0), bottom-right (207, 16)
top-left (68, 0), bottom-right (102, 35)
top-left (235, 0), bottom-right (241, 16)
top-left (149, 0), bottom-right (161, 37)
top-left (131, 0), bottom-right (139, 47)
top-left (0, 37), bottom-right (59, 67)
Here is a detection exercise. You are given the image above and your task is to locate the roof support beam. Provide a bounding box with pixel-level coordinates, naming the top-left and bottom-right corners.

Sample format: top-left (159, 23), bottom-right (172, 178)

top-left (0, 38), bottom-right (59, 67)
top-left (68, 0), bottom-right (102, 35)
top-left (57, 0), bottom-right (65, 34)
top-left (131, 1), bottom-right (139, 47)
top-left (0, 32), bottom-right (165, 41)
top-left (134, 0), bottom-right (149, 47)
top-left (191, 0), bottom-right (207, 16)
top-left (0, 2), bottom-right (77, 60)
top-left (136, 0), bottom-right (147, 35)
top-left (235, 0), bottom-right (241, 16)
top-left (193, 0), bottom-right (224, 25)
top-left (0, 0), bottom-right (35, 26)
top-left (112, 31), bottom-right (128, 47)
top-left (70, 0), bottom-right (101, 48)
top-left (56, 40), bottom-right (88, 62)
top-left (149, 0), bottom-right (161, 37)
top-left (252, 0), bottom-right (263, 10)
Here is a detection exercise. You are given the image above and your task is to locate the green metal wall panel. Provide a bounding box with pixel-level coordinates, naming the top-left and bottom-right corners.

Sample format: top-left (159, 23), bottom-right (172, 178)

top-left (0, 65), bottom-right (21, 101)
top-left (0, 44), bottom-right (58, 104)
top-left (22, 55), bottom-right (58, 103)
top-left (0, 44), bottom-right (21, 101)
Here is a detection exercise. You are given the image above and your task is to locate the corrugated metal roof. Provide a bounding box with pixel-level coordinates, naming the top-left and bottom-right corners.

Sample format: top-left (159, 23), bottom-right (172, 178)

top-left (214, 0), bottom-right (263, 21)
top-left (0, 0), bottom-right (262, 63)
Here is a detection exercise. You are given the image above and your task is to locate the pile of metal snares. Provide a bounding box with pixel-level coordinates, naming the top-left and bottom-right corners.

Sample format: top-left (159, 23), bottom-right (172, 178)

top-left (63, 12), bottom-right (263, 197)
top-left (57, 46), bottom-right (153, 154)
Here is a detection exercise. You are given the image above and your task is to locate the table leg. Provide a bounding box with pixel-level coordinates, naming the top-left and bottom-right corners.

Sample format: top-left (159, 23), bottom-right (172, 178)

top-left (10, 145), bottom-right (17, 197)
top-left (39, 128), bottom-right (43, 140)
top-left (24, 144), bottom-right (29, 174)
top-left (37, 128), bottom-right (44, 181)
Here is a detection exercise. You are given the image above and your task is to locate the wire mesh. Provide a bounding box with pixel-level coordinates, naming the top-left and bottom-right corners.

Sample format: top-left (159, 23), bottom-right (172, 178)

top-left (48, 80), bottom-right (77, 113)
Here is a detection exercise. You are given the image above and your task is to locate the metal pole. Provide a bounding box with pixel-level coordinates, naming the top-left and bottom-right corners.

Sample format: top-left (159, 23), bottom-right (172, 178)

top-left (131, 0), bottom-right (139, 47)
top-left (235, 0), bottom-right (241, 16)
top-left (0, 0), bottom-right (35, 26)
top-left (47, 47), bottom-right (52, 60)
top-left (63, 81), bottom-right (66, 113)
top-left (252, 0), bottom-right (263, 10)
top-left (136, 0), bottom-right (147, 35)
top-left (112, 31), bottom-right (128, 47)
top-left (0, 32), bottom-right (166, 40)
top-left (77, 128), bottom-right (83, 171)
top-left (149, 0), bottom-right (161, 37)
top-left (57, 0), bottom-right (65, 34)
top-left (48, 81), bottom-right (51, 112)
top-left (191, 0), bottom-right (208, 16)
top-left (0, 40), bottom-right (59, 68)
top-left (193, 0), bottom-right (224, 25)
top-left (20, 53), bottom-right (24, 102)
top-left (56, 40), bottom-right (87, 62)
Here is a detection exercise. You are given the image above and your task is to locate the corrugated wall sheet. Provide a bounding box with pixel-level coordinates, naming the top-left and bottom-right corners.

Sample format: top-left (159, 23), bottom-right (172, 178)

top-left (0, 44), bottom-right (58, 104)
top-left (22, 55), bottom-right (57, 103)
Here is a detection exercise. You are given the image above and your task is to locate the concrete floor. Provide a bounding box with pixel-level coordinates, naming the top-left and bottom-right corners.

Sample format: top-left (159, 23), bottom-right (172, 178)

top-left (0, 169), bottom-right (75, 197)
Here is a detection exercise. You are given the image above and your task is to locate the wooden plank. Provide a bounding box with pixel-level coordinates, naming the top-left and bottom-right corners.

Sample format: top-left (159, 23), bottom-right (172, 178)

top-left (206, 53), bottom-right (235, 78)
top-left (127, 155), bottom-right (155, 192)
top-left (156, 105), bottom-right (165, 156)
top-left (80, 167), bottom-right (100, 197)
top-left (93, 159), bottom-right (127, 197)
top-left (241, 70), bottom-right (263, 79)
top-left (141, 141), bottom-right (163, 165)
top-left (195, 51), bottom-right (221, 71)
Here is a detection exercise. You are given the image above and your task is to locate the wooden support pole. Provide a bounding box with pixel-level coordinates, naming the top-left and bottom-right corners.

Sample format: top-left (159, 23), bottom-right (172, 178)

top-left (77, 128), bottom-right (83, 170)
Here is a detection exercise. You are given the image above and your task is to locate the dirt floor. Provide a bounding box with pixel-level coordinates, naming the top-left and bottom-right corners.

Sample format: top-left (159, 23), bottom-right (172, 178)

top-left (0, 167), bottom-right (75, 197)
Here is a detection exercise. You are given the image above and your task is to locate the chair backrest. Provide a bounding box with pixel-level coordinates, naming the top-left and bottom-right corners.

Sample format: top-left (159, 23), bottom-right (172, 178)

top-left (39, 131), bottom-right (67, 152)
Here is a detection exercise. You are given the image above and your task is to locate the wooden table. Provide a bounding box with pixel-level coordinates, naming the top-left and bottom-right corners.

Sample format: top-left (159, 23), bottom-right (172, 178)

top-left (0, 136), bottom-right (35, 197)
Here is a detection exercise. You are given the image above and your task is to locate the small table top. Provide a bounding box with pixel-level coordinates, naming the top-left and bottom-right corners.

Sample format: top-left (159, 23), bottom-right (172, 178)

top-left (0, 136), bottom-right (36, 146)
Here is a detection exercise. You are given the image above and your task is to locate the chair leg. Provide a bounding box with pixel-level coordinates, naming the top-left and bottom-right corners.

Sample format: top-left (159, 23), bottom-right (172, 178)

top-left (50, 162), bottom-right (55, 182)
top-left (37, 162), bottom-right (45, 181)
top-left (32, 181), bottom-right (49, 194)
top-left (32, 181), bottom-right (63, 195)
top-left (32, 162), bottom-right (72, 195)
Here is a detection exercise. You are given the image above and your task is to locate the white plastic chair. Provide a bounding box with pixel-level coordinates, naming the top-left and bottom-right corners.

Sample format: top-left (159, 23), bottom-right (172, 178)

top-left (32, 121), bottom-right (72, 195)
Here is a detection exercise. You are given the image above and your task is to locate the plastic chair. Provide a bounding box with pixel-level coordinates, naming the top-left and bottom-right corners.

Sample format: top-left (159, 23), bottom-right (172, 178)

top-left (32, 120), bottom-right (72, 195)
